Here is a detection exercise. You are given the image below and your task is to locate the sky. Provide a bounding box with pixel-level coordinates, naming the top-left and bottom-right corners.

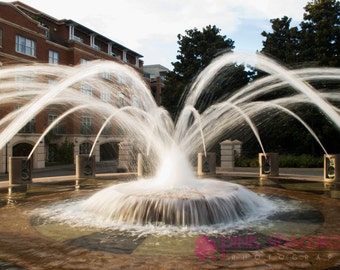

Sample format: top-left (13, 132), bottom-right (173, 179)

top-left (3, 0), bottom-right (308, 70)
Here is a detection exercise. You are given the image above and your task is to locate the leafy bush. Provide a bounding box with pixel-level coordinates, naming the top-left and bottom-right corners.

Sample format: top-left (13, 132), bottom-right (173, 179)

top-left (279, 154), bottom-right (323, 168)
top-left (235, 154), bottom-right (323, 168)
top-left (54, 140), bottom-right (74, 165)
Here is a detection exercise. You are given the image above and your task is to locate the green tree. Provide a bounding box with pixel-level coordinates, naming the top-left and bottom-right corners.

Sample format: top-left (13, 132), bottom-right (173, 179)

top-left (55, 140), bottom-right (74, 164)
top-left (256, 0), bottom-right (340, 157)
top-left (261, 0), bottom-right (340, 67)
top-left (261, 16), bottom-right (300, 65)
top-left (162, 25), bottom-right (249, 119)
top-left (300, 0), bottom-right (340, 66)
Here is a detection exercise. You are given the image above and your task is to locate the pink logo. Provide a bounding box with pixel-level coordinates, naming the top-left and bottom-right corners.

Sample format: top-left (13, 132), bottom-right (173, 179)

top-left (194, 235), bottom-right (218, 260)
top-left (194, 233), bottom-right (340, 260)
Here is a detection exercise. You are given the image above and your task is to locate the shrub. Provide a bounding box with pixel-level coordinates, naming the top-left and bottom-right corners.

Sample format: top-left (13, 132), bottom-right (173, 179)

top-left (235, 154), bottom-right (323, 168)
top-left (55, 140), bottom-right (74, 164)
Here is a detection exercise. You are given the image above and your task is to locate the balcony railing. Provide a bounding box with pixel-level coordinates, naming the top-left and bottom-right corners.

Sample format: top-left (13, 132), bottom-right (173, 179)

top-left (92, 44), bottom-right (101, 51)
top-left (72, 36), bottom-right (83, 43)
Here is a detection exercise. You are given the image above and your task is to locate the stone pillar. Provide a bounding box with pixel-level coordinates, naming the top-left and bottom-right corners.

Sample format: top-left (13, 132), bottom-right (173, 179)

top-left (259, 153), bottom-right (279, 177)
top-left (220, 140), bottom-right (242, 171)
top-left (0, 144), bottom-right (8, 174)
top-left (75, 155), bottom-right (96, 179)
top-left (93, 141), bottom-right (101, 163)
top-left (324, 154), bottom-right (340, 182)
top-left (197, 152), bottom-right (216, 176)
top-left (9, 157), bottom-right (32, 184)
top-left (35, 139), bottom-right (45, 169)
top-left (233, 140), bottom-right (242, 156)
top-left (220, 140), bottom-right (234, 170)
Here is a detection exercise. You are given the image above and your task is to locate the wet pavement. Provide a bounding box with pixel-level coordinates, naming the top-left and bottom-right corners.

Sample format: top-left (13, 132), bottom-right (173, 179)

top-left (1, 165), bottom-right (340, 270)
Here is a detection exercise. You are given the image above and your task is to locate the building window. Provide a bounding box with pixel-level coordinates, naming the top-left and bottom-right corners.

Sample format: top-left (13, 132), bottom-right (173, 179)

top-left (117, 76), bottom-right (126, 85)
top-left (49, 50), bottom-right (59, 64)
top-left (48, 112), bottom-right (59, 134)
top-left (15, 73), bottom-right (34, 92)
top-left (81, 83), bottom-right (93, 98)
top-left (100, 89), bottom-right (111, 102)
top-left (19, 119), bottom-right (35, 133)
top-left (15, 105), bottom-right (35, 133)
top-left (132, 96), bottom-right (139, 107)
top-left (48, 78), bottom-right (57, 84)
top-left (80, 113), bottom-right (93, 135)
top-left (15, 35), bottom-right (36, 57)
top-left (102, 72), bottom-right (110, 80)
top-left (80, 58), bottom-right (88, 64)
top-left (101, 119), bottom-right (112, 135)
top-left (119, 92), bottom-right (126, 106)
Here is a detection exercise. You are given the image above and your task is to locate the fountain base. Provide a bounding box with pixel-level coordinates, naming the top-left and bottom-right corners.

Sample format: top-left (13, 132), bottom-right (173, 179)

top-left (80, 179), bottom-right (273, 226)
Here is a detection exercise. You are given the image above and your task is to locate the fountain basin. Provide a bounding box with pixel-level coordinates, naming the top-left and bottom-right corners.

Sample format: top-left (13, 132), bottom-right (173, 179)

top-left (0, 176), bottom-right (336, 270)
top-left (78, 179), bottom-right (274, 226)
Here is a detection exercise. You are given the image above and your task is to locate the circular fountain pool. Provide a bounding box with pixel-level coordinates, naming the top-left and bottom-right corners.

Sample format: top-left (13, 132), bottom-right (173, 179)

top-left (31, 178), bottom-right (323, 237)
top-left (1, 177), bottom-right (340, 270)
top-left (33, 179), bottom-right (277, 232)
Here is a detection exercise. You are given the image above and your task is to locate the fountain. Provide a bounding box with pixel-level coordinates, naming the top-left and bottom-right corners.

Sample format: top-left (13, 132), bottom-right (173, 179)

top-left (0, 54), bottom-right (340, 223)
top-left (1, 52), bottom-right (340, 230)
top-left (0, 52), bottom-right (340, 269)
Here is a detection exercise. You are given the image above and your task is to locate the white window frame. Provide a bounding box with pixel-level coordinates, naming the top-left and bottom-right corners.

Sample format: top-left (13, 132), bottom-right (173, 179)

top-left (80, 113), bottom-right (93, 134)
top-left (48, 112), bottom-right (59, 134)
top-left (15, 35), bottom-right (36, 57)
top-left (101, 88), bottom-right (111, 102)
top-left (80, 83), bottom-right (93, 98)
top-left (48, 50), bottom-right (59, 64)
top-left (15, 73), bottom-right (35, 92)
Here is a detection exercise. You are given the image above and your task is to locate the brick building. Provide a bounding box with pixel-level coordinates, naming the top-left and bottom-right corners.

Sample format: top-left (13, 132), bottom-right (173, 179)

top-left (0, 1), bottom-right (145, 173)
top-left (143, 65), bottom-right (169, 106)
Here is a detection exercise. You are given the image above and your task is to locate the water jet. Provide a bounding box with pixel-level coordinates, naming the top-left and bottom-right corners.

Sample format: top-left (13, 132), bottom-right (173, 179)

top-left (324, 154), bottom-right (340, 182)
top-left (1, 52), bottom-right (340, 229)
top-left (0, 52), bottom-right (340, 269)
top-left (259, 153), bottom-right (279, 177)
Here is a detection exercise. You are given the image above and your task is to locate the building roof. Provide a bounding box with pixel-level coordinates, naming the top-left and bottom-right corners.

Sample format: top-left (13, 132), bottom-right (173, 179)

top-left (9, 1), bottom-right (143, 58)
top-left (143, 64), bottom-right (169, 77)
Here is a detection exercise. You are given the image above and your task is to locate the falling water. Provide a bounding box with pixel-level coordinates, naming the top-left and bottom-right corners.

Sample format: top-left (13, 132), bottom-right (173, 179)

top-left (1, 52), bottom-right (340, 228)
